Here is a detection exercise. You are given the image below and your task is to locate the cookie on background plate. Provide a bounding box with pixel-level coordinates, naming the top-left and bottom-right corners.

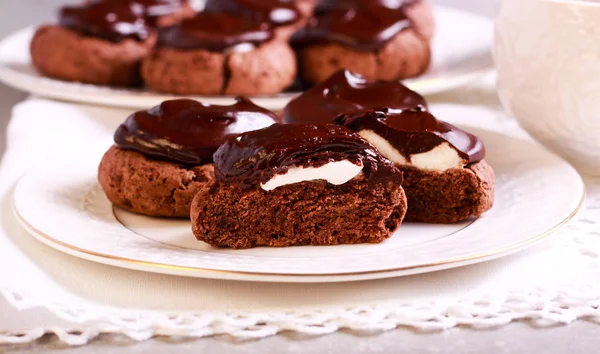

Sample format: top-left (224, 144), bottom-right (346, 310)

top-left (142, 11), bottom-right (297, 95)
top-left (30, 1), bottom-right (158, 87)
top-left (98, 97), bottom-right (279, 218)
top-left (191, 123), bottom-right (407, 249)
top-left (291, 0), bottom-right (435, 85)
top-left (337, 107), bottom-right (494, 223)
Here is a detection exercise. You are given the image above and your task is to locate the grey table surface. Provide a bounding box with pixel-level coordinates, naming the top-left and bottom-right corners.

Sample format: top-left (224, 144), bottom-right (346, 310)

top-left (2, 1), bottom-right (600, 353)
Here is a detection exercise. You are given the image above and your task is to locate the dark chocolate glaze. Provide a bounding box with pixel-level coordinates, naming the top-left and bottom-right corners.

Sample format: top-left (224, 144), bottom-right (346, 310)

top-left (315, 0), bottom-right (420, 12)
top-left (88, 0), bottom-right (188, 26)
top-left (204, 0), bottom-right (301, 27)
top-left (114, 97), bottom-right (279, 165)
top-left (291, 0), bottom-right (416, 51)
top-left (336, 107), bottom-right (485, 164)
top-left (157, 11), bottom-right (273, 51)
top-left (59, 1), bottom-right (152, 42)
top-left (282, 70), bottom-right (426, 124)
top-left (132, 0), bottom-right (187, 26)
top-left (214, 123), bottom-right (401, 189)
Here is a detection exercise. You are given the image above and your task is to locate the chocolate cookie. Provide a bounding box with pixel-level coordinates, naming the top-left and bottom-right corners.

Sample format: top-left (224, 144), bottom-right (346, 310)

top-left (30, 1), bottom-right (157, 86)
top-left (291, 0), bottom-right (434, 85)
top-left (142, 12), bottom-right (297, 95)
top-left (98, 98), bottom-right (279, 217)
top-left (191, 123), bottom-right (407, 249)
top-left (337, 108), bottom-right (494, 223)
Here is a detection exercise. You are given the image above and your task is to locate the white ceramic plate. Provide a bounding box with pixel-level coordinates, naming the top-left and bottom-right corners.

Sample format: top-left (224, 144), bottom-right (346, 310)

top-left (0, 6), bottom-right (493, 110)
top-left (12, 125), bottom-right (584, 283)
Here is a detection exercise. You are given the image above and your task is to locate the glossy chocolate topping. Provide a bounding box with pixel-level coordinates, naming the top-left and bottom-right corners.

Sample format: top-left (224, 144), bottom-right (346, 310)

top-left (291, 0), bottom-right (414, 51)
top-left (157, 11), bottom-right (273, 51)
top-left (114, 97), bottom-right (279, 165)
top-left (131, 0), bottom-right (187, 26)
top-left (336, 107), bottom-right (485, 164)
top-left (282, 70), bottom-right (426, 124)
top-left (204, 0), bottom-right (301, 27)
top-left (88, 0), bottom-right (188, 26)
top-left (59, 1), bottom-right (152, 42)
top-left (214, 123), bottom-right (400, 188)
top-left (316, 0), bottom-right (419, 12)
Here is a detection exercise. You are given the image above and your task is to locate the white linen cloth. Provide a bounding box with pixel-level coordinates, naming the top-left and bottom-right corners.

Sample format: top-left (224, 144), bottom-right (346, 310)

top-left (1, 79), bottom-right (600, 346)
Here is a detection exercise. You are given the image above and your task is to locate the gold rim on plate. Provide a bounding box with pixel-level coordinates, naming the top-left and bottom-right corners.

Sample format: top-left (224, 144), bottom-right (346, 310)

top-left (12, 187), bottom-right (585, 279)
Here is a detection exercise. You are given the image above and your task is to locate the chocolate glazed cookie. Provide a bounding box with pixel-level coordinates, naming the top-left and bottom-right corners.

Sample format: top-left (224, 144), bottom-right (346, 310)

top-left (142, 12), bottom-right (297, 95)
top-left (30, 2), bottom-right (158, 86)
top-left (191, 123), bottom-right (407, 249)
top-left (337, 108), bottom-right (494, 223)
top-left (291, 0), bottom-right (435, 85)
top-left (98, 98), bottom-right (279, 217)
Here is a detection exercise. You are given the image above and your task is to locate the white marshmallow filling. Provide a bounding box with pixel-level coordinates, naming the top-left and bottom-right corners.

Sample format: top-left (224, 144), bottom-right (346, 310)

top-left (259, 160), bottom-right (364, 191)
top-left (357, 129), bottom-right (466, 172)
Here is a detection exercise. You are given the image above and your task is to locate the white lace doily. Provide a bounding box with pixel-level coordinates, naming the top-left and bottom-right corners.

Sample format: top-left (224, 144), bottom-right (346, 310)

top-left (1, 85), bottom-right (599, 346)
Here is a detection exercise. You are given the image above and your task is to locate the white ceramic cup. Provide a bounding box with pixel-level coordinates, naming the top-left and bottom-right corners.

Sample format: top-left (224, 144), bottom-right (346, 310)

top-left (494, 0), bottom-right (600, 175)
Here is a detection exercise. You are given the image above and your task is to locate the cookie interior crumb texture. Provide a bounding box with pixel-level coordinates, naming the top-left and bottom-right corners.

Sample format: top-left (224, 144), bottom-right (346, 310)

top-left (191, 174), bottom-right (407, 249)
top-left (400, 161), bottom-right (495, 223)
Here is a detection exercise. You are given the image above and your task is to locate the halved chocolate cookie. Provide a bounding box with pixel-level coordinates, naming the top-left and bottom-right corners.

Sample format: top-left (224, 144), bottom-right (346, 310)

top-left (98, 97), bottom-right (278, 217)
top-left (337, 108), bottom-right (494, 223)
top-left (191, 123), bottom-right (407, 248)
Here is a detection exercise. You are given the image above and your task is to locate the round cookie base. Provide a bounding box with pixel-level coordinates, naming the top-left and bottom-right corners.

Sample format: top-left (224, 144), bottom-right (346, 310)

top-left (400, 160), bottom-right (495, 224)
top-left (98, 146), bottom-right (214, 218)
top-left (30, 26), bottom-right (156, 87)
top-left (298, 29), bottom-right (431, 85)
top-left (142, 40), bottom-right (297, 96)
